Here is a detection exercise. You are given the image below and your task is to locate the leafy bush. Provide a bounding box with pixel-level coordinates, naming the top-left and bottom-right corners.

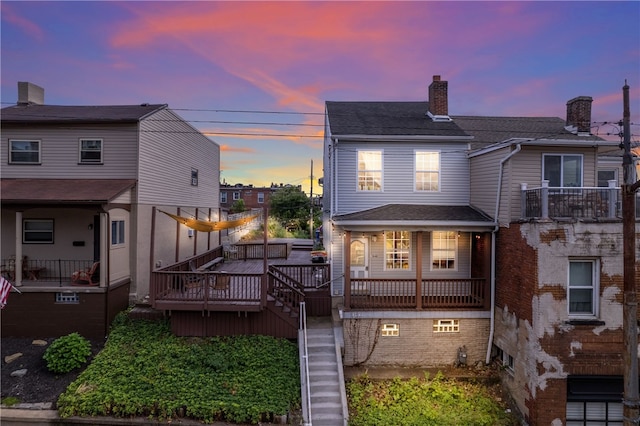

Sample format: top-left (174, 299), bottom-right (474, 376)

top-left (43, 332), bottom-right (92, 374)
top-left (57, 316), bottom-right (300, 424)
top-left (347, 372), bottom-right (518, 426)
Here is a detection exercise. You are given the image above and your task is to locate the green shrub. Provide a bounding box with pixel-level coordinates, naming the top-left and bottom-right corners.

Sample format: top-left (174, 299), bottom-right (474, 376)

top-left (43, 332), bottom-right (92, 374)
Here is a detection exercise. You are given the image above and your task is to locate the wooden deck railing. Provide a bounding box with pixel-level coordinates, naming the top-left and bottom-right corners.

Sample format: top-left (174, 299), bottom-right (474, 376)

top-left (150, 270), bottom-right (263, 311)
top-left (269, 263), bottom-right (330, 290)
top-left (235, 243), bottom-right (289, 260)
top-left (348, 278), bottom-right (487, 310)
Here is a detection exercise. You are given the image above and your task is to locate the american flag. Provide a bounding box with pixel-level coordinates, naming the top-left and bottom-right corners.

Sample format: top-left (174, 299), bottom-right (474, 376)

top-left (0, 276), bottom-right (12, 309)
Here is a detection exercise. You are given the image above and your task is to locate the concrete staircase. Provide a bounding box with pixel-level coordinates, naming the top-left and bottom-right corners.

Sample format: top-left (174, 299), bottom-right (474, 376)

top-left (304, 316), bottom-right (348, 426)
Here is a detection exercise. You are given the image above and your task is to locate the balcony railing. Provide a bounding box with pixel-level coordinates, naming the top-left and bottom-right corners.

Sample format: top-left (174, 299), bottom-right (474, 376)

top-left (1, 258), bottom-right (94, 286)
top-left (520, 181), bottom-right (638, 220)
top-left (348, 278), bottom-right (487, 310)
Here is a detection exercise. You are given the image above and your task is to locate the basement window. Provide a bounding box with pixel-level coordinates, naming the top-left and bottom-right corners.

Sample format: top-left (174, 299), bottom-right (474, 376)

top-left (433, 319), bottom-right (459, 333)
top-left (381, 323), bottom-right (399, 336)
top-left (56, 293), bottom-right (79, 304)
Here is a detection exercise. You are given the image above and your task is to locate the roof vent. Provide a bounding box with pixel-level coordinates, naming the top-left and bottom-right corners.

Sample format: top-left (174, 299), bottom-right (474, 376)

top-left (141, 103), bottom-right (149, 107)
top-left (426, 111), bottom-right (452, 122)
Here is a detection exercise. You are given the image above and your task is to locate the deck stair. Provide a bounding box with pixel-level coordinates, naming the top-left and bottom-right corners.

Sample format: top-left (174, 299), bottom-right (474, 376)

top-left (305, 316), bottom-right (348, 426)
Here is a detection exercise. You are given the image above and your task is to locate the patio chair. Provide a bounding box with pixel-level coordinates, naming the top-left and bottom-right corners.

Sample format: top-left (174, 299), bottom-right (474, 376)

top-left (71, 262), bottom-right (100, 286)
top-left (222, 237), bottom-right (239, 260)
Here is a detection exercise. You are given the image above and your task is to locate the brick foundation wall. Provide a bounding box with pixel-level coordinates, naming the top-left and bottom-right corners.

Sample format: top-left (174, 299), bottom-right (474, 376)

top-left (342, 317), bottom-right (489, 367)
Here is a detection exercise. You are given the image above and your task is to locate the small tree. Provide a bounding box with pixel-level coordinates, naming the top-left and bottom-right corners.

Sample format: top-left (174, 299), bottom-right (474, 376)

top-left (230, 199), bottom-right (246, 214)
top-left (269, 186), bottom-right (310, 232)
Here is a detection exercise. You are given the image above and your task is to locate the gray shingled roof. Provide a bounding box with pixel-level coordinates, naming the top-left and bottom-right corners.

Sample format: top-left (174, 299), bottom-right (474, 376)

top-left (334, 204), bottom-right (494, 223)
top-left (1, 104), bottom-right (167, 124)
top-left (326, 101), bottom-right (470, 138)
top-left (453, 115), bottom-right (604, 150)
top-left (0, 179), bottom-right (136, 204)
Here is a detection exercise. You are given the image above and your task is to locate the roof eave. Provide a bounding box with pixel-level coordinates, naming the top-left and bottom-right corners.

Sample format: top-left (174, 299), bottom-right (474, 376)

top-left (330, 134), bottom-right (474, 142)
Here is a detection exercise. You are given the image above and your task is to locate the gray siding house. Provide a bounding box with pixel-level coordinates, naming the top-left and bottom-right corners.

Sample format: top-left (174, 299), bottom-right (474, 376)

top-left (323, 76), bottom-right (637, 424)
top-left (1, 82), bottom-right (220, 337)
top-left (323, 76), bottom-right (496, 368)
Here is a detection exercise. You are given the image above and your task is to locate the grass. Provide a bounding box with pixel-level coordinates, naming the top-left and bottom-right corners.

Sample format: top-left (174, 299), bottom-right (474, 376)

top-left (347, 372), bottom-right (519, 426)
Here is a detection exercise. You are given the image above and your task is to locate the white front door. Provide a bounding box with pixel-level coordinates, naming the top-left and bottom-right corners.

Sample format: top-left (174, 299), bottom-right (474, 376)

top-left (350, 238), bottom-right (368, 278)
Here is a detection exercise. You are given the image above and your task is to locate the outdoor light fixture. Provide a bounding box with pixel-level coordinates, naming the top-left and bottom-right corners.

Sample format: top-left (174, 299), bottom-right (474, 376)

top-left (372, 235), bottom-right (378, 242)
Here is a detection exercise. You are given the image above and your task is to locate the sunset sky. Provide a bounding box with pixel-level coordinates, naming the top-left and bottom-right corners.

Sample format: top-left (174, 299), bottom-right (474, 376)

top-left (2, 1), bottom-right (639, 194)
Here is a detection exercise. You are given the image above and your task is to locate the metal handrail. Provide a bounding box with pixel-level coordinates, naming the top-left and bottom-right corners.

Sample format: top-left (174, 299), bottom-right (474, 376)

top-left (299, 302), bottom-right (312, 426)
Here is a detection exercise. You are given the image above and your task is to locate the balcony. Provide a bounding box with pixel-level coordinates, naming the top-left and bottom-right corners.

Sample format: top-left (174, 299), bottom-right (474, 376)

top-left (520, 182), bottom-right (639, 220)
top-left (347, 278), bottom-right (488, 310)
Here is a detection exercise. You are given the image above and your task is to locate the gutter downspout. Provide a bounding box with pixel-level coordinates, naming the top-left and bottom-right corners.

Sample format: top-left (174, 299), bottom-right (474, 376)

top-left (486, 143), bottom-right (522, 364)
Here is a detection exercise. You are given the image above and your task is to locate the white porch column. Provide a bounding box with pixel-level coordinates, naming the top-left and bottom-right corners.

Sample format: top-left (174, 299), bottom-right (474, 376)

top-left (608, 179), bottom-right (618, 219)
top-left (541, 180), bottom-right (550, 219)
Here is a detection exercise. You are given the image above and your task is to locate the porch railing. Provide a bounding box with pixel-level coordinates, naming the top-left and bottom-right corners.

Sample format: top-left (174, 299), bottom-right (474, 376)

top-left (1, 258), bottom-right (94, 286)
top-left (269, 263), bottom-right (331, 290)
top-left (348, 278), bottom-right (486, 310)
top-left (234, 242), bottom-right (289, 260)
top-left (520, 181), bottom-right (638, 220)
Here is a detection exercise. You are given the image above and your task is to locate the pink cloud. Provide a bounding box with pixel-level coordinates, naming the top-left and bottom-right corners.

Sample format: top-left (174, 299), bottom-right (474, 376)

top-left (1, 3), bottom-right (45, 41)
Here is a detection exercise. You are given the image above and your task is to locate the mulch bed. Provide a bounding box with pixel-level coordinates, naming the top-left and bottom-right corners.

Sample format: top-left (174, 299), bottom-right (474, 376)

top-left (1, 337), bottom-right (104, 406)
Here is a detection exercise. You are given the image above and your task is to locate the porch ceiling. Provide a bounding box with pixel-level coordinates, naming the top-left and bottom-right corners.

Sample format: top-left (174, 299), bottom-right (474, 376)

top-left (332, 204), bottom-right (495, 229)
top-left (0, 178), bottom-right (136, 204)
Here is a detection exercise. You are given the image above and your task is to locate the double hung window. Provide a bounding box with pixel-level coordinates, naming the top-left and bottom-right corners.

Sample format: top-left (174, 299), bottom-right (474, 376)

top-left (415, 151), bottom-right (440, 191)
top-left (79, 139), bottom-right (103, 164)
top-left (357, 150), bottom-right (382, 191)
top-left (384, 231), bottom-right (410, 270)
top-left (432, 231), bottom-right (457, 270)
top-left (9, 140), bottom-right (40, 164)
top-left (568, 259), bottom-right (598, 317)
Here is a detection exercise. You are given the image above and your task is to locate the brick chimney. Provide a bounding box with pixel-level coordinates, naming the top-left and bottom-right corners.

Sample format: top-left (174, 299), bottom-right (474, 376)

top-left (566, 96), bottom-right (592, 134)
top-left (17, 82), bottom-right (44, 105)
top-left (428, 75), bottom-right (448, 116)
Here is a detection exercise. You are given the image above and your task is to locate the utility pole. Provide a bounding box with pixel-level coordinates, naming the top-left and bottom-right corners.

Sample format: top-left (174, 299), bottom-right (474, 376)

top-left (310, 159), bottom-right (314, 239)
top-left (622, 80), bottom-right (640, 426)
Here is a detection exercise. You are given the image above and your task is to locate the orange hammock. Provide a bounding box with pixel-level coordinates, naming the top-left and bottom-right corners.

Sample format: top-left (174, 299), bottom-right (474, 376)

top-left (159, 210), bottom-right (259, 232)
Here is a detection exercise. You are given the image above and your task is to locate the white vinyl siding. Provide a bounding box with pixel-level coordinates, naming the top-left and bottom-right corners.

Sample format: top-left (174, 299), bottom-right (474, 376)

top-left (3, 125), bottom-right (136, 178)
top-left (335, 141), bottom-right (470, 213)
top-left (470, 145), bottom-right (598, 225)
top-left (138, 108), bottom-right (219, 207)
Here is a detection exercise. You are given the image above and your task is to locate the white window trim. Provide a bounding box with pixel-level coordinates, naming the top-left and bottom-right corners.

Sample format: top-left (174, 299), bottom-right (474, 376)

top-left (258, 192), bottom-right (265, 203)
top-left (111, 220), bottom-right (126, 247)
top-left (78, 138), bottom-right (103, 164)
top-left (542, 153), bottom-right (584, 188)
top-left (384, 231), bottom-right (411, 271)
top-left (233, 192), bottom-right (240, 201)
top-left (221, 192), bottom-right (227, 203)
top-left (568, 258), bottom-right (599, 318)
top-left (431, 231), bottom-right (458, 271)
top-left (414, 150), bottom-right (441, 192)
top-left (23, 219), bottom-right (54, 244)
top-left (356, 149), bottom-right (383, 192)
top-left (9, 139), bottom-right (41, 164)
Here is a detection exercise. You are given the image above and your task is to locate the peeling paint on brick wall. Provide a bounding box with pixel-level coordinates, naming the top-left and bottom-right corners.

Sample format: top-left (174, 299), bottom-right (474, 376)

top-left (494, 221), bottom-right (635, 424)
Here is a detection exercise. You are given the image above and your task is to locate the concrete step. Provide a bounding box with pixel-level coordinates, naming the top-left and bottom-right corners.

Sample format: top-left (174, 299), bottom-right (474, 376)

top-left (303, 318), bottom-right (346, 426)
